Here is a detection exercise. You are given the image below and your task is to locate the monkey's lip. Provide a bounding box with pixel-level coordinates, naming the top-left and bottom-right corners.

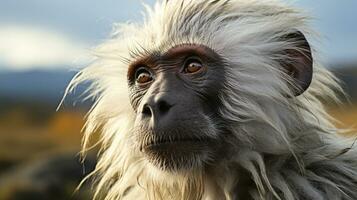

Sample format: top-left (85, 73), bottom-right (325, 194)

top-left (141, 137), bottom-right (210, 152)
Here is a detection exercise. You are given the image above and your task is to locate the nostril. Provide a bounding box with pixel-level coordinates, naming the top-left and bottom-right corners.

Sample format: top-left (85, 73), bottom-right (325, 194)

top-left (158, 100), bottom-right (172, 114)
top-left (142, 104), bottom-right (152, 117)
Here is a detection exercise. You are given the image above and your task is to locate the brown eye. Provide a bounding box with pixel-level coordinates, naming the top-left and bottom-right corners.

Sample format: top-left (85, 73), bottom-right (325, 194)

top-left (183, 58), bottom-right (204, 74)
top-left (135, 68), bottom-right (153, 84)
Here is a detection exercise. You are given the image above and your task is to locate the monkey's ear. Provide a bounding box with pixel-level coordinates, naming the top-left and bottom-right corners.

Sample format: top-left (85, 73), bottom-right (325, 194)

top-left (281, 31), bottom-right (313, 96)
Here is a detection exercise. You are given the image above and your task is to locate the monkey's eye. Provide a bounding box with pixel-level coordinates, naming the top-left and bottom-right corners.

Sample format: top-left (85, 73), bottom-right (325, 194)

top-left (135, 67), bottom-right (153, 84)
top-left (183, 58), bottom-right (204, 74)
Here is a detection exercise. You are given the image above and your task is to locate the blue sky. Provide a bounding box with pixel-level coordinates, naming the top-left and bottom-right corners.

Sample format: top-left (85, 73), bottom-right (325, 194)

top-left (0, 0), bottom-right (356, 71)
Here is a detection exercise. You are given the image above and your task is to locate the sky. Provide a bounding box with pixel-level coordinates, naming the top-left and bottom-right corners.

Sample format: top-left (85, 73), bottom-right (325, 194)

top-left (0, 0), bottom-right (356, 71)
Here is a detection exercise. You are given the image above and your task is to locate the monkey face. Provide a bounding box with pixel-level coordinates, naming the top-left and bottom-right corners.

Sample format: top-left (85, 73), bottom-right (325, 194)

top-left (127, 44), bottom-right (226, 171)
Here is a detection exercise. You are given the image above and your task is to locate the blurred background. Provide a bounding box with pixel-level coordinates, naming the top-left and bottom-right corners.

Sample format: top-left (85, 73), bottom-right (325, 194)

top-left (0, 0), bottom-right (356, 199)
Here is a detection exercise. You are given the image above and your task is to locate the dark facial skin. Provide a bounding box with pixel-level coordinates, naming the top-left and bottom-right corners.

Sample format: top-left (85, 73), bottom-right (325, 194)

top-left (127, 44), bottom-right (226, 171)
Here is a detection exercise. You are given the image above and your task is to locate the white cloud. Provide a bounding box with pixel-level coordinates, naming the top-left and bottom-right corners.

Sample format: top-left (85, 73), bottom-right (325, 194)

top-left (0, 25), bottom-right (92, 71)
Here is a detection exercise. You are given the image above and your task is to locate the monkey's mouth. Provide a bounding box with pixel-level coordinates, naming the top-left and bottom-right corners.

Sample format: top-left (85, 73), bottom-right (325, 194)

top-left (140, 136), bottom-right (210, 152)
top-left (140, 136), bottom-right (212, 170)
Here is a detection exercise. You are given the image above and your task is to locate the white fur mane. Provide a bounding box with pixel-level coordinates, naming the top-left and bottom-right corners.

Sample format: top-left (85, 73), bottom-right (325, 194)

top-left (62, 0), bottom-right (357, 199)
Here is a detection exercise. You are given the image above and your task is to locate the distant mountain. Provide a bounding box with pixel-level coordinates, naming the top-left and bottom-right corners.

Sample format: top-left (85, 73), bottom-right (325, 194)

top-left (0, 70), bottom-right (77, 105)
top-left (330, 62), bottom-right (357, 100)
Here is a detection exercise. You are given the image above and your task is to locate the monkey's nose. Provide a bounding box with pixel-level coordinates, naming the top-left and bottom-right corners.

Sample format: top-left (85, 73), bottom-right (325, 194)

top-left (141, 98), bottom-right (173, 119)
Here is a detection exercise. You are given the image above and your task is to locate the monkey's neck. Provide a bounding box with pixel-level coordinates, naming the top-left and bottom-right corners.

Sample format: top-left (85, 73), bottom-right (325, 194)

top-left (204, 141), bottom-right (357, 200)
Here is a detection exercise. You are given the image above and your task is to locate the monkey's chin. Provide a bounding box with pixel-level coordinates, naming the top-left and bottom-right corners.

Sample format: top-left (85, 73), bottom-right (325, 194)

top-left (142, 141), bottom-right (211, 172)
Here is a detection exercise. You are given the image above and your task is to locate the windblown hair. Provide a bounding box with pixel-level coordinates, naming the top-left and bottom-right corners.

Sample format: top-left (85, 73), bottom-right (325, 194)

top-left (63, 0), bottom-right (357, 199)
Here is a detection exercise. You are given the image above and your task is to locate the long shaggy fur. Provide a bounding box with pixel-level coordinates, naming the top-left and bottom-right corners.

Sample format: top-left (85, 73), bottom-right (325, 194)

top-left (62, 0), bottom-right (357, 199)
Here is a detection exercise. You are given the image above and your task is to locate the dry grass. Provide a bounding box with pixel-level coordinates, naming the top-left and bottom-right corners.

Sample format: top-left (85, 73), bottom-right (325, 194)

top-left (328, 105), bottom-right (357, 135)
top-left (0, 111), bottom-right (84, 165)
top-left (331, 106), bottom-right (357, 127)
